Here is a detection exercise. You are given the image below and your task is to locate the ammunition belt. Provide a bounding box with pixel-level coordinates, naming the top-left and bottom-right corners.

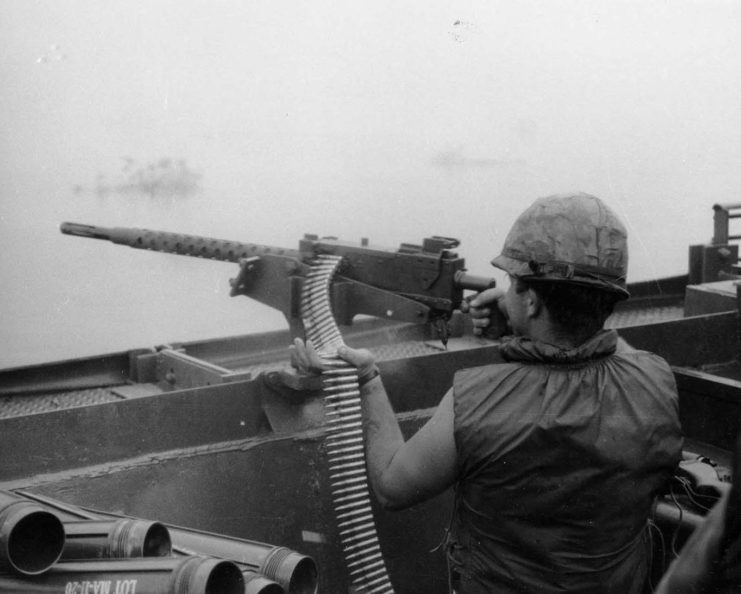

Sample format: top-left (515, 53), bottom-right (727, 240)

top-left (302, 255), bottom-right (394, 593)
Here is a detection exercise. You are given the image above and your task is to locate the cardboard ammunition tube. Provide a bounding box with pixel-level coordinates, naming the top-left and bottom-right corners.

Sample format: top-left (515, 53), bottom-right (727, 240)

top-left (0, 556), bottom-right (244, 594)
top-left (242, 569), bottom-right (285, 594)
top-left (0, 491), bottom-right (65, 575)
top-left (259, 548), bottom-right (316, 594)
top-left (62, 519), bottom-right (172, 560)
top-left (169, 528), bottom-right (317, 594)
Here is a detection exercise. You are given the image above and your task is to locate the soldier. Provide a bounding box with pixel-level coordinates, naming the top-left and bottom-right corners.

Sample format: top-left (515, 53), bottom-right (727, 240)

top-left (293, 192), bottom-right (683, 593)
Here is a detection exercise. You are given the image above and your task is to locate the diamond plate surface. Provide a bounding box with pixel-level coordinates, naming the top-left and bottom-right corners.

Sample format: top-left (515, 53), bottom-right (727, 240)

top-left (606, 305), bottom-right (685, 328)
top-left (0, 388), bottom-right (121, 419)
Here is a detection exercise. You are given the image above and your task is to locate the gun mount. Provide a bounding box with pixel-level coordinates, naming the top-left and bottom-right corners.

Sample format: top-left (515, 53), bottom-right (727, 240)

top-left (60, 222), bottom-right (498, 342)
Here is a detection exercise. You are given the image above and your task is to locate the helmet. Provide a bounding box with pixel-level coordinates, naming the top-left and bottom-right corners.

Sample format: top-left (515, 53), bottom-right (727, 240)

top-left (491, 192), bottom-right (629, 299)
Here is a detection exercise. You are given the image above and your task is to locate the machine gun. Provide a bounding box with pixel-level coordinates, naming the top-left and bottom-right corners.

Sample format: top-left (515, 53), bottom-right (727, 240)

top-left (57, 225), bottom-right (501, 592)
top-left (60, 222), bottom-right (499, 344)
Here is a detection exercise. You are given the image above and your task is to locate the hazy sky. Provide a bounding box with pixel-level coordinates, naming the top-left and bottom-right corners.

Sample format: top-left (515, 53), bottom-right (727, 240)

top-left (2, 0), bottom-right (741, 366)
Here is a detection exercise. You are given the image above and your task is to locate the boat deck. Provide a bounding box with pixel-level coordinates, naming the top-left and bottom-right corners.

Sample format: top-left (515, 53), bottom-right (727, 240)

top-left (0, 298), bottom-right (690, 419)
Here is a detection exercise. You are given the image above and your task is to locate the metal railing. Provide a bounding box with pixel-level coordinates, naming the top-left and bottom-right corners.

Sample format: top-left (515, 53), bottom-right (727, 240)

top-left (713, 203), bottom-right (741, 245)
top-left (713, 203), bottom-right (741, 271)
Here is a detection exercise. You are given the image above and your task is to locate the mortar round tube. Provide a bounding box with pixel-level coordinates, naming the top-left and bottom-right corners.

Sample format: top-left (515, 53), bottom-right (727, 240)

top-left (242, 570), bottom-right (285, 594)
top-left (62, 519), bottom-right (172, 560)
top-left (173, 556), bottom-right (244, 594)
top-left (260, 548), bottom-right (317, 594)
top-left (0, 556), bottom-right (244, 594)
top-left (169, 529), bottom-right (317, 594)
top-left (0, 491), bottom-right (65, 575)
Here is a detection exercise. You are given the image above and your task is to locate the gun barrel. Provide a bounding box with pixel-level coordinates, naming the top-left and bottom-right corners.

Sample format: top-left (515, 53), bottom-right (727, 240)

top-left (60, 222), bottom-right (118, 241)
top-left (60, 222), bottom-right (301, 263)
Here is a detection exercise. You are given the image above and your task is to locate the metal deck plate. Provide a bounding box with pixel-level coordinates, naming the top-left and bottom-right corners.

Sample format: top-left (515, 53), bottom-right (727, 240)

top-left (0, 387), bottom-right (121, 419)
top-left (0, 302), bottom-right (689, 419)
top-left (607, 304), bottom-right (686, 328)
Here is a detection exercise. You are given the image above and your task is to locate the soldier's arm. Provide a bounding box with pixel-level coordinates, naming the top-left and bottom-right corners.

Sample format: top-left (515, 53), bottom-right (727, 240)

top-left (359, 378), bottom-right (457, 510)
top-left (292, 339), bottom-right (458, 510)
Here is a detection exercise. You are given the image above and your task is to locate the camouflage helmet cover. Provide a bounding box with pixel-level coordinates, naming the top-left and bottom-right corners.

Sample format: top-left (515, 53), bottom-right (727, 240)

top-left (491, 192), bottom-right (629, 298)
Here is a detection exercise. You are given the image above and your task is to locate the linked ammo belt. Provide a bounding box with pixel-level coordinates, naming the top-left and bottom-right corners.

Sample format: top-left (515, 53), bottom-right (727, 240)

top-left (301, 254), bottom-right (395, 593)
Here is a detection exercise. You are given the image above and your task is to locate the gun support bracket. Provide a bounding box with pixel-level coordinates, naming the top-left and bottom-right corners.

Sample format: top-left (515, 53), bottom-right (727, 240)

top-left (260, 370), bottom-right (327, 433)
top-left (229, 254), bottom-right (309, 323)
top-left (331, 279), bottom-right (433, 325)
top-left (263, 369), bottom-right (323, 394)
top-left (229, 257), bottom-right (262, 296)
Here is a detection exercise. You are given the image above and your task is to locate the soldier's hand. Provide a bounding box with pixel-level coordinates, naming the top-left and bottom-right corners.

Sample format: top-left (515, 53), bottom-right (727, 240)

top-left (291, 339), bottom-right (378, 382)
top-left (336, 344), bottom-right (378, 383)
top-left (291, 338), bottom-right (330, 375)
top-left (461, 287), bottom-right (506, 336)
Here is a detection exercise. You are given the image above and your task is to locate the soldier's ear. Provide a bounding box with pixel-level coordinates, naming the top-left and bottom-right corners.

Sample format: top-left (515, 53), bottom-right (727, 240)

top-left (525, 288), bottom-right (542, 319)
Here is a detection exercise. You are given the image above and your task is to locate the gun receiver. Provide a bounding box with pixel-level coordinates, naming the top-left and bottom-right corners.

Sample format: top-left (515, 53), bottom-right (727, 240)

top-left (60, 222), bottom-right (495, 340)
